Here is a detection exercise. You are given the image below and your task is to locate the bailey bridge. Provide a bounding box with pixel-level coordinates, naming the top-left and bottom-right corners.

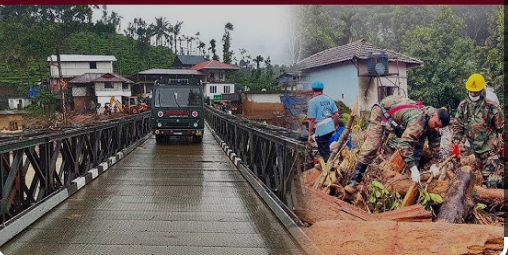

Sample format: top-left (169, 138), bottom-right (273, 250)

top-left (0, 106), bottom-right (319, 255)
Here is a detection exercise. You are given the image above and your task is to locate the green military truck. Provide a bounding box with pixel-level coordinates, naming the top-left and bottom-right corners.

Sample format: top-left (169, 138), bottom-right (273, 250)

top-left (151, 79), bottom-right (204, 143)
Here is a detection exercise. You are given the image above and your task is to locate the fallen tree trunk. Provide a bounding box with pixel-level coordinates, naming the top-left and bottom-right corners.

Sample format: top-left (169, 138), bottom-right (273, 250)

top-left (383, 168), bottom-right (505, 204)
top-left (436, 166), bottom-right (475, 223)
top-left (474, 186), bottom-right (507, 204)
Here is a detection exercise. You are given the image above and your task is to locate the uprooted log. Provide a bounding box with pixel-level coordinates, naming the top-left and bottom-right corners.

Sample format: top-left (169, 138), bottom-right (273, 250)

top-left (474, 186), bottom-right (507, 204)
top-left (293, 182), bottom-right (432, 224)
top-left (382, 168), bottom-right (505, 204)
top-left (436, 166), bottom-right (475, 223)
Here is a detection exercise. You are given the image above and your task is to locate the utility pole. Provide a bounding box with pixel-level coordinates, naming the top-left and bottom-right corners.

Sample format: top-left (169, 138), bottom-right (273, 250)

top-left (56, 46), bottom-right (66, 124)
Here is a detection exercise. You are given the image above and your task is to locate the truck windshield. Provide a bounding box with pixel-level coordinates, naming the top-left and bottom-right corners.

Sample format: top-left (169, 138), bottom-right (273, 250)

top-left (154, 87), bottom-right (202, 107)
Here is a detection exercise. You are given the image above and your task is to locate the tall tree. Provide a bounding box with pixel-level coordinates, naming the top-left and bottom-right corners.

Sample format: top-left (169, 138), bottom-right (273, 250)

top-left (401, 6), bottom-right (477, 110)
top-left (172, 21), bottom-right (183, 55)
top-left (209, 39), bottom-right (219, 60)
top-left (150, 17), bottom-right (171, 47)
top-left (222, 22), bottom-right (234, 64)
top-left (297, 6), bottom-right (337, 58)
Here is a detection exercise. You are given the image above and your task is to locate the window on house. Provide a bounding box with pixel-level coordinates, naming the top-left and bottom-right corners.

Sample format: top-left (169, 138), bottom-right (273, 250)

top-left (105, 82), bottom-right (114, 89)
top-left (224, 86), bottom-right (230, 93)
top-left (122, 84), bottom-right (129, 90)
top-left (210, 86), bottom-right (217, 93)
top-left (90, 62), bottom-right (97, 69)
top-left (219, 72), bottom-right (225, 80)
top-left (378, 86), bottom-right (395, 101)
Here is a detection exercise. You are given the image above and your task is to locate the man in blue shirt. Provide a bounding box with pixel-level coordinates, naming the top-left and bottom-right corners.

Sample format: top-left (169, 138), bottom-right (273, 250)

top-left (307, 80), bottom-right (339, 161)
top-left (329, 120), bottom-right (354, 151)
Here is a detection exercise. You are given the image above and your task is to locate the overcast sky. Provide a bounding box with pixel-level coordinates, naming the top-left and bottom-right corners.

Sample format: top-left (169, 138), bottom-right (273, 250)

top-left (93, 5), bottom-right (292, 66)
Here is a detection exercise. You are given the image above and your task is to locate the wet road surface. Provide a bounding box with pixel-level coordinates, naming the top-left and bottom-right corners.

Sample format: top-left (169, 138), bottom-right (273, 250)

top-left (1, 129), bottom-right (305, 255)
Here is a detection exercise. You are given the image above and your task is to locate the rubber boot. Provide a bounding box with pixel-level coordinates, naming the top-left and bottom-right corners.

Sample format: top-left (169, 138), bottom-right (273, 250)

top-left (344, 162), bottom-right (368, 194)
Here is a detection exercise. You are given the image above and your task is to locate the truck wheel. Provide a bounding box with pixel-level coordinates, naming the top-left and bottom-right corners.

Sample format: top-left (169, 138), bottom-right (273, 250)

top-left (155, 135), bottom-right (164, 143)
top-left (192, 136), bottom-right (203, 143)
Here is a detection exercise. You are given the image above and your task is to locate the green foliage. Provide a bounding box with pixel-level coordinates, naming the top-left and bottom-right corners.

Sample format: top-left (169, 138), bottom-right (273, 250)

top-left (0, 7), bottom-right (176, 87)
top-left (340, 112), bottom-right (349, 124)
top-left (335, 100), bottom-right (350, 115)
top-left (367, 180), bottom-right (402, 213)
top-left (222, 22), bottom-right (234, 64)
top-left (24, 104), bottom-right (44, 117)
top-left (418, 189), bottom-right (443, 214)
top-left (475, 203), bottom-right (487, 211)
top-left (401, 6), bottom-right (477, 111)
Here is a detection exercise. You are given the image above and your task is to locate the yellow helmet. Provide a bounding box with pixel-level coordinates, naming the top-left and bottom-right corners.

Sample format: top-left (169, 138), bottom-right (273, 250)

top-left (465, 73), bottom-right (486, 92)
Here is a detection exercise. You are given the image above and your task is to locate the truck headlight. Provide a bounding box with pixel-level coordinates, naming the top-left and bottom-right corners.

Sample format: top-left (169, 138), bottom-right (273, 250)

top-left (157, 122), bottom-right (162, 127)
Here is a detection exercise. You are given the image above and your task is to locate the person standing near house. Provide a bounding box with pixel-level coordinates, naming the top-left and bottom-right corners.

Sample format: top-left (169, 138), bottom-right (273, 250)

top-left (344, 95), bottom-right (451, 195)
top-left (96, 103), bottom-right (101, 116)
top-left (306, 80), bottom-right (339, 162)
top-left (452, 73), bottom-right (504, 188)
top-left (81, 103), bottom-right (87, 114)
top-left (90, 100), bottom-right (96, 114)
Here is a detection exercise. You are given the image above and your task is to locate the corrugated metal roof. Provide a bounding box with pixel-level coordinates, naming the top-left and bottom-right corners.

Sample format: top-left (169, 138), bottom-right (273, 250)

top-left (175, 55), bottom-right (207, 65)
top-left (189, 60), bottom-right (240, 70)
top-left (69, 73), bottom-right (133, 83)
top-left (137, 69), bottom-right (205, 75)
top-left (295, 39), bottom-right (423, 71)
top-left (47, 54), bottom-right (117, 62)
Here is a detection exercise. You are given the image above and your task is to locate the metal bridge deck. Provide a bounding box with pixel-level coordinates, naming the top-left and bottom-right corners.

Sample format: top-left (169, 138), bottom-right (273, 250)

top-left (1, 129), bottom-right (305, 255)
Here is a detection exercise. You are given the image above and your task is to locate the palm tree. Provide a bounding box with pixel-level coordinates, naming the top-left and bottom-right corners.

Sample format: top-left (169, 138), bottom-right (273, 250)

top-left (151, 17), bottom-right (170, 46)
top-left (253, 55), bottom-right (264, 69)
top-left (198, 42), bottom-right (206, 56)
top-left (172, 21), bottom-right (183, 54)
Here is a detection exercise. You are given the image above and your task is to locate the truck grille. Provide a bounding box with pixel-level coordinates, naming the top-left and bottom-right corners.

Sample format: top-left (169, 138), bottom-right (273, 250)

top-left (166, 122), bottom-right (190, 128)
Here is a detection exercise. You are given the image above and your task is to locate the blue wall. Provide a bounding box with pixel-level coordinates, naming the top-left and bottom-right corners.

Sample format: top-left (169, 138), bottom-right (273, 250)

top-left (305, 62), bottom-right (359, 108)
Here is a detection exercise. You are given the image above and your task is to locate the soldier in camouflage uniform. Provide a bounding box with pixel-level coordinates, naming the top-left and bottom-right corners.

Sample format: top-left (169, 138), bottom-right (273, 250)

top-left (344, 95), bottom-right (451, 194)
top-left (452, 73), bottom-right (504, 188)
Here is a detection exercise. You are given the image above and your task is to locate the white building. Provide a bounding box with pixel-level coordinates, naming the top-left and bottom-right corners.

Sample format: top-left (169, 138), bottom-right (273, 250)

top-left (47, 54), bottom-right (117, 92)
top-left (295, 39), bottom-right (422, 111)
top-left (189, 60), bottom-right (240, 101)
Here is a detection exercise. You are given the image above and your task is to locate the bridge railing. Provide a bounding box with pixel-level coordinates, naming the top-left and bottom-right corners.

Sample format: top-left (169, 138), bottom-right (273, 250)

top-left (205, 106), bottom-right (309, 210)
top-left (0, 112), bottom-right (150, 224)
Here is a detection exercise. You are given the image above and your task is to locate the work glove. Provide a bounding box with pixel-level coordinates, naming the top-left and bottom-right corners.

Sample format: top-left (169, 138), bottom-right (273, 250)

top-left (429, 164), bottom-right (439, 177)
top-left (410, 166), bottom-right (420, 184)
top-left (329, 141), bottom-right (338, 151)
top-left (451, 144), bottom-right (460, 158)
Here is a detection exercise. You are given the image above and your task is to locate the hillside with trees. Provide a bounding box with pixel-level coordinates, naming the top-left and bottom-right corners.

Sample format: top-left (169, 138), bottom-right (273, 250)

top-left (0, 5), bottom-right (504, 113)
top-left (0, 5), bottom-right (286, 97)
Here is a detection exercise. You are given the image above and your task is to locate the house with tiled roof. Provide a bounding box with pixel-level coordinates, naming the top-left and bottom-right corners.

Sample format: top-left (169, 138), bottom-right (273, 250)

top-left (295, 39), bottom-right (422, 110)
top-left (128, 69), bottom-right (206, 98)
top-left (172, 55), bottom-right (207, 69)
top-left (69, 73), bottom-right (133, 113)
top-left (189, 60), bottom-right (240, 101)
top-left (47, 54), bottom-right (118, 112)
